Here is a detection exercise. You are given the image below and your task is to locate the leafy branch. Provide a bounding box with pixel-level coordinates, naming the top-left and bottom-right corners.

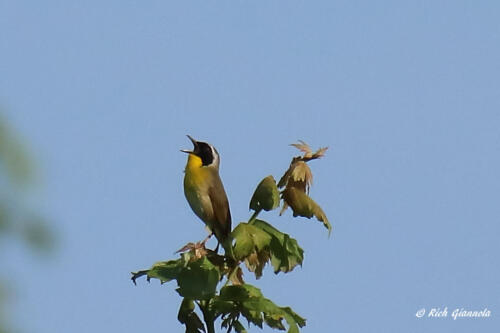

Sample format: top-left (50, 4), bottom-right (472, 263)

top-left (132, 141), bottom-right (331, 332)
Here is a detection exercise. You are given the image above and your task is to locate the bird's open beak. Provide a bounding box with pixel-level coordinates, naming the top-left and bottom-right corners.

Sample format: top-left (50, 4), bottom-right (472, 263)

top-left (180, 135), bottom-right (198, 154)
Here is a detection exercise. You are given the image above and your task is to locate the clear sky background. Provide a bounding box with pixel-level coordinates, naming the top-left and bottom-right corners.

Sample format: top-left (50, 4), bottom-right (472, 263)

top-left (1, 1), bottom-right (499, 332)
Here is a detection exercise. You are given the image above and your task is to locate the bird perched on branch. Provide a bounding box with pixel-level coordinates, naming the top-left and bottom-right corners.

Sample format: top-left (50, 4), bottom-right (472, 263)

top-left (181, 135), bottom-right (232, 255)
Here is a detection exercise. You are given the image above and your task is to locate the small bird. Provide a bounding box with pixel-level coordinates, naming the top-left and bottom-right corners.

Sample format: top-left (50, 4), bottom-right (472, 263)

top-left (181, 135), bottom-right (232, 254)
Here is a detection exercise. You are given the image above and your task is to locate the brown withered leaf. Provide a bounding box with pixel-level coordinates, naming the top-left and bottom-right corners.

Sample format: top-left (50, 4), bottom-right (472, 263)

top-left (278, 160), bottom-right (312, 193)
top-left (290, 140), bottom-right (313, 157)
top-left (244, 249), bottom-right (271, 279)
top-left (175, 242), bottom-right (197, 253)
top-left (175, 241), bottom-right (208, 260)
top-left (290, 161), bottom-right (312, 192)
top-left (312, 146), bottom-right (329, 159)
top-left (290, 140), bottom-right (328, 161)
top-left (278, 141), bottom-right (328, 192)
top-left (290, 161), bottom-right (312, 183)
top-left (229, 266), bottom-right (245, 285)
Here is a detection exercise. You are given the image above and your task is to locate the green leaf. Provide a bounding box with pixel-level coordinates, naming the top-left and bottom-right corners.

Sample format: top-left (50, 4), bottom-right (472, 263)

top-left (133, 257), bottom-right (220, 300)
top-left (176, 257), bottom-right (220, 299)
top-left (252, 220), bottom-right (304, 274)
top-left (213, 284), bottom-right (306, 333)
top-left (147, 259), bottom-right (185, 283)
top-left (249, 175), bottom-right (280, 212)
top-left (231, 220), bottom-right (304, 278)
top-left (263, 312), bottom-right (285, 331)
top-left (233, 320), bottom-right (248, 333)
top-left (232, 223), bottom-right (272, 260)
top-left (281, 187), bottom-right (332, 235)
top-left (282, 307), bottom-right (306, 327)
top-left (178, 298), bottom-right (206, 333)
top-left (219, 284), bottom-right (263, 301)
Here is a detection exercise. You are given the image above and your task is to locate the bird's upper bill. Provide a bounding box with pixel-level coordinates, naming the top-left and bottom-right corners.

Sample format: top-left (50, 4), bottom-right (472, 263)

top-left (180, 135), bottom-right (198, 154)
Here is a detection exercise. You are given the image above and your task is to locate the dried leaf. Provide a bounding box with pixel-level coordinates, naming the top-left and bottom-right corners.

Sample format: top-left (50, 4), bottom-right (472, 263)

top-left (278, 160), bottom-right (310, 192)
top-left (290, 140), bottom-right (313, 157)
top-left (244, 250), bottom-right (271, 279)
top-left (176, 241), bottom-right (208, 260)
top-left (289, 161), bottom-right (312, 193)
top-left (312, 146), bottom-right (328, 159)
top-left (290, 140), bottom-right (328, 161)
top-left (279, 142), bottom-right (327, 194)
top-left (176, 242), bottom-right (197, 253)
top-left (229, 266), bottom-right (245, 285)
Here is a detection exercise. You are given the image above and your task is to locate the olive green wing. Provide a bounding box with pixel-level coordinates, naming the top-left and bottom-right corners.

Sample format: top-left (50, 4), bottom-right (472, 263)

top-left (208, 179), bottom-right (232, 242)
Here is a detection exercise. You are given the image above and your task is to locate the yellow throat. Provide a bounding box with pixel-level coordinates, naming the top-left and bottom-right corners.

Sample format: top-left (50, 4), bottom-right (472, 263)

top-left (184, 153), bottom-right (210, 186)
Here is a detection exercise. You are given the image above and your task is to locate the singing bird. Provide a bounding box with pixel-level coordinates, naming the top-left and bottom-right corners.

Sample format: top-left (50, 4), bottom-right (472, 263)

top-left (181, 135), bottom-right (232, 253)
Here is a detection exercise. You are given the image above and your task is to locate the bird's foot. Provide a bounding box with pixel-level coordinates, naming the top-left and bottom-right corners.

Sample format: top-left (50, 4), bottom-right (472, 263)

top-left (200, 233), bottom-right (213, 245)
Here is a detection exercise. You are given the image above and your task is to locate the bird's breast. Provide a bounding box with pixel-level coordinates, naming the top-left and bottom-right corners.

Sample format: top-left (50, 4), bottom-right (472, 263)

top-left (183, 165), bottom-right (215, 224)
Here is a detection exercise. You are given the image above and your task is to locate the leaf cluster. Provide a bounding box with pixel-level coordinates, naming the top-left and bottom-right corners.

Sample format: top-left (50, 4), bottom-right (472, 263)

top-left (232, 220), bottom-right (303, 279)
top-left (278, 141), bottom-right (331, 234)
top-left (0, 114), bottom-right (54, 333)
top-left (215, 284), bottom-right (305, 333)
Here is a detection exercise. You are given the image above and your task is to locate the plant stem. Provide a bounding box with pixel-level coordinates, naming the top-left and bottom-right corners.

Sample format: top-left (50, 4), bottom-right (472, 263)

top-left (223, 265), bottom-right (239, 288)
top-left (248, 208), bottom-right (262, 224)
top-left (204, 314), bottom-right (215, 333)
top-left (199, 300), bottom-right (215, 333)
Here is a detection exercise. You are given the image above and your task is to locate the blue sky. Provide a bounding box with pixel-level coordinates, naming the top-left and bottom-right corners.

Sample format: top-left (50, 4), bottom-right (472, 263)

top-left (1, 1), bottom-right (499, 332)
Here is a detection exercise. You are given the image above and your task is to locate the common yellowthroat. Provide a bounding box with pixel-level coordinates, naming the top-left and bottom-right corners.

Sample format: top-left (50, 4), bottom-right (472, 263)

top-left (181, 135), bottom-right (232, 253)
